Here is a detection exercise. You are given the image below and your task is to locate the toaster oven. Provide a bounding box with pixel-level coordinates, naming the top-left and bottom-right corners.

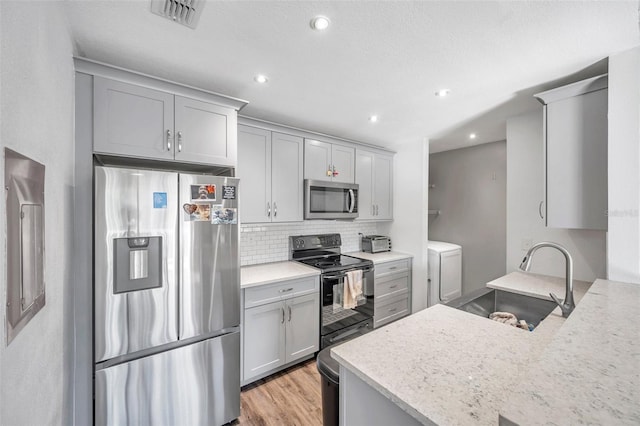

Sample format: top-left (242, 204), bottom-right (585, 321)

top-left (361, 235), bottom-right (391, 253)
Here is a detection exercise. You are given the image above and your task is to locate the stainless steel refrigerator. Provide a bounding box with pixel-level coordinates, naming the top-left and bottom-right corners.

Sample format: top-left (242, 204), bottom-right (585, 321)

top-left (93, 166), bottom-right (240, 426)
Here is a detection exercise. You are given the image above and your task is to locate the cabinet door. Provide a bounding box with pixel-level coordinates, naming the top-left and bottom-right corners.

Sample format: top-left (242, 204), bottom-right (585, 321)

top-left (285, 293), bottom-right (319, 363)
top-left (373, 153), bottom-right (393, 219)
top-left (546, 88), bottom-right (607, 230)
top-left (304, 139), bottom-right (333, 181)
top-left (271, 132), bottom-right (304, 222)
top-left (439, 250), bottom-right (462, 302)
top-left (94, 76), bottom-right (174, 160)
top-left (331, 145), bottom-right (355, 183)
top-left (243, 301), bottom-right (285, 381)
top-left (174, 96), bottom-right (236, 166)
top-left (355, 150), bottom-right (375, 219)
top-left (238, 126), bottom-right (272, 223)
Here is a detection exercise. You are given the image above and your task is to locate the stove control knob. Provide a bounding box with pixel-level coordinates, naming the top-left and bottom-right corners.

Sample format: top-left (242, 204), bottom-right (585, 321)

top-left (294, 238), bottom-right (305, 249)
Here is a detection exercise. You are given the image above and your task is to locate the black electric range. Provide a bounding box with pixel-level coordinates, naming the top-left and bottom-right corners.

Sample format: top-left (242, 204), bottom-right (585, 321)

top-left (290, 234), bottom-right (374, 349)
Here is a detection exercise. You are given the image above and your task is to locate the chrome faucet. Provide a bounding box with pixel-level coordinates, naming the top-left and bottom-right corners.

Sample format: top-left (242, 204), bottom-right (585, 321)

top-left (519, 241), bottom-right (575, 318)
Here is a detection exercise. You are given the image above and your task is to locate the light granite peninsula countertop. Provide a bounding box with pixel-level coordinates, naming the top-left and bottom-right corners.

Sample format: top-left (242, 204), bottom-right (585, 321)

top-left (332, 273), bottom-right (639, 425)
top-left (346, 250), bottom-right (413, 264)
top-left (240, 261), bottom-right (319, 289)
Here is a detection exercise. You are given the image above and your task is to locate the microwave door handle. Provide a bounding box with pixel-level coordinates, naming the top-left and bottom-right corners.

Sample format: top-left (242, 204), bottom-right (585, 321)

top-left (348, 189), bottom-right (355, 213)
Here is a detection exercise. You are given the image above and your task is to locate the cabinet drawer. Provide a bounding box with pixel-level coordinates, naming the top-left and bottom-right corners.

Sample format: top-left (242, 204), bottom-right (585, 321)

top-left (244, 276), bottom-right (318, 308)
top-left (375, 259), bottom-right (410, 277)
top-left (375, 273), bottom-right (409, 301)
top-left (374, 296), bottom-right (410, 328)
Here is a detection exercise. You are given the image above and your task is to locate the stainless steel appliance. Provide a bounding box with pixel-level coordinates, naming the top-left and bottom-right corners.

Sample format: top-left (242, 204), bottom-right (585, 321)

top-left (361, 235), bottom-right (392, 253)
top-left (304, 179), bottom-right (359, 220)
top-left (94, 166), bottom-right (240, 426)
top-left (290, 234), bottom-right (373, 348)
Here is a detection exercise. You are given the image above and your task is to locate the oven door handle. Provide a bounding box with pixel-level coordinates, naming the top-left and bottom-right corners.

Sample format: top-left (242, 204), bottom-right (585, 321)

top-left (323, 266), bottom-right (373, 280)
top-left (328, 321), bottom-right (371, 344)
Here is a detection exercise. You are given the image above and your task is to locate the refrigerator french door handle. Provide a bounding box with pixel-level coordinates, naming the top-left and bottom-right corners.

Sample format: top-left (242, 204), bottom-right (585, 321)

top-left (348, 189), bottom-right (355, 213)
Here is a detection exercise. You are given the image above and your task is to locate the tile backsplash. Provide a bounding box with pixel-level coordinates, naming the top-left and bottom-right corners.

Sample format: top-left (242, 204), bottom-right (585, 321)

top-left (240, 221), bottom-right (379, 266)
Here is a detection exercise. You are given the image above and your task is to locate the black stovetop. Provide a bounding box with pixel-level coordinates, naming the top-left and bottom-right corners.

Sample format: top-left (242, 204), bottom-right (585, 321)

top-left (297, 254), bottom-right (371, 273)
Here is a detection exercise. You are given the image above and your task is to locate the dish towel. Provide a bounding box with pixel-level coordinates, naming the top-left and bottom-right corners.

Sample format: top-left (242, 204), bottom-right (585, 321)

top-left (343, 270), bottom-right (363, 309)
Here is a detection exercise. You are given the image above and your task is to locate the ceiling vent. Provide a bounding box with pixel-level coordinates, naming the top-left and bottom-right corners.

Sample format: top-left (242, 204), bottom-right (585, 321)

top-left (151, 0), bottom-right (205, 29)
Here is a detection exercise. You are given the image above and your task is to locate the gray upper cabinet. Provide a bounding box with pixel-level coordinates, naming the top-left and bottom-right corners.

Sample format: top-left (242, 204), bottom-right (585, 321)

top-left (356, 149), bottom-right (393, 220)
top-left (304, 139), bottom-right (355, 183)
top-left (93, 75), bottom-right (238, 167)
top-left (238, 125), bottom-right (303, 223)
top-left (94, 77), bottom-right (175, 161)
top-left (173, 95), bottom-right (236, 165)
top-left (535, 74), bottom-right (608, 231)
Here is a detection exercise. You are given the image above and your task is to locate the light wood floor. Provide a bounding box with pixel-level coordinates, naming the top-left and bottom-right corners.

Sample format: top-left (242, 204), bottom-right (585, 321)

top-left (234, 358), bottom-right (323, 426)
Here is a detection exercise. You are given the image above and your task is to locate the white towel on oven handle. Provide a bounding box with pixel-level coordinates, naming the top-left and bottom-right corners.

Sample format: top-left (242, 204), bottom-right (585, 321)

top-left (343, 269), bottom-right (363, 309)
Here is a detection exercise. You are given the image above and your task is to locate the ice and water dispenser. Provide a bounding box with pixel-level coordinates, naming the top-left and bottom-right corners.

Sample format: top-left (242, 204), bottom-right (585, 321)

top-left (113, 236), bottom-right (163, 293)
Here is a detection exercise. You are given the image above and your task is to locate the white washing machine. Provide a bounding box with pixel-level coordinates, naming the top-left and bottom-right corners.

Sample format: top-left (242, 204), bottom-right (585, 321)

top-left (427, 241), bottom-right (462, 306)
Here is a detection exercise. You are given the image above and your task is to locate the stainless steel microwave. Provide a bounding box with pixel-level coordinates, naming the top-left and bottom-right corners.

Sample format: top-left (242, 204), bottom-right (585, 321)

top-left (304, 179), bottom-right (358, 220)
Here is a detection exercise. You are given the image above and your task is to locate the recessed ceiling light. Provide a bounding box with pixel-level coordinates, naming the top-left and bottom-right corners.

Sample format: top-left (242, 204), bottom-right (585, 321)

top-left (310, 15), bottom-right (330, 31)
top-left (254, 74), bottom-right (268, 84)
top-left (435, 89), bottom-right (450, 97)
top-left (369, 115), bottom-right (379, 123)
top-left (469, 133), bottom-right (477, 139)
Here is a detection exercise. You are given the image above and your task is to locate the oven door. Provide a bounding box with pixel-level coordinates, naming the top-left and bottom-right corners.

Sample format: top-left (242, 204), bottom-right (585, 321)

top-left (320, 267), bottom-right (374, 340)
top-left (304, 179), bottom-right (358, 220)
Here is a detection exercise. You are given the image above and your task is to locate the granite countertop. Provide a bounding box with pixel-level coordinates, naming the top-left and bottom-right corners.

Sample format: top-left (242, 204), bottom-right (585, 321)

top-left (346, 251), bottom-right (413, 264)
top-left (332, 272), bottom-right (640, 425)
top-left (500, 279), bottom-right (640, 425)
top-left (240, 261), bottom-right (319, 289)
top-left (332, 304), bottom-right (546, 425)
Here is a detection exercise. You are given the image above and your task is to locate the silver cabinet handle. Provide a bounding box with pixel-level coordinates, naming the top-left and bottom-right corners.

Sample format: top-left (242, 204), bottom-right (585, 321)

top-left (539, 201), bottom-right (544, 219)
top-left (177, 131), bottom-right (183, 152)
top-left (274, 202), bottom-right (277, 218)
top-left (166, 130), bottom-right (172, 151)
top-left (375, 205), bottom-right (379, 216)
top-left (281, 307), bottom-right (285, 324)
top-left (288, 305), bottom-right (292, 322)
top-left (389, 285), bottom-right (397, 289)
top-left (389, 308), bottom-right (397, 313)
top-left (389, 266), bottom-right (397, 270)
top-left (327, 164), bottom-right (332, 177)
top-left (267, 202), bottom-right (271, 217)
top-left (278, 287), bottom-right (293, 293)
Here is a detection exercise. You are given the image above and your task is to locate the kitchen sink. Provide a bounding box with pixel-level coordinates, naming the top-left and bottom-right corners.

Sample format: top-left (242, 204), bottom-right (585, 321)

top-left (445, 287), bottom-right (557, 328)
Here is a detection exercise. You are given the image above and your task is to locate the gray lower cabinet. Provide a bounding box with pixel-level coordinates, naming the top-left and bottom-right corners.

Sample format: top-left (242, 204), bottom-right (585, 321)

top-left (373, 259), bottom-right (412, 328)
top-left (242, 276), bottom-right (319, 385)
top-left (237, 125), bottom-right (304, 223)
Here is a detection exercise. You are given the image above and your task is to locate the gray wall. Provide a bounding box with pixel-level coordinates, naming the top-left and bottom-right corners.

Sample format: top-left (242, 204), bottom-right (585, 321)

top-left (0, 2), bottom-right (75, 424)
top-left (428, 141), bottom-right (507, 295)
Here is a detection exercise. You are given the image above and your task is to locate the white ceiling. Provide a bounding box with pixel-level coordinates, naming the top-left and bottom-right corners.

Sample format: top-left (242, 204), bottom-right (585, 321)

top-left (64, 0), bottom-right (639, 153)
